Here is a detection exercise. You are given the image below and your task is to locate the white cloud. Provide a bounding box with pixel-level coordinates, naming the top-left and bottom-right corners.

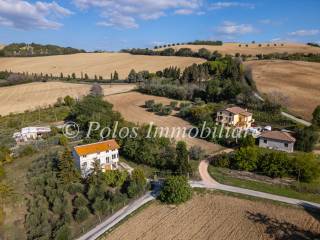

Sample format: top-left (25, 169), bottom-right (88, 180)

top-left (73, 0), bottom-right (202, 29)
top-left (0, 0), bottom-right (72, 30)
top-left (217, 21), bottom-right (255, 35)
top-left (174, 9), bottom-right (194, 15)
top-left (289, 29), bottom-right (319, 37)
top-left (209, 2), bottom-right (255, 10)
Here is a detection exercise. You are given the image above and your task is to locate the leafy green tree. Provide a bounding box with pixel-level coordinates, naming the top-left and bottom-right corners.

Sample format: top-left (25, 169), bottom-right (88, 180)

top-left (128, 69), bottom-right (137, 83)
top-left (104, 170), bottom-right (127, 188)
top-left (292, 153), bottom-right (320, 182)
top-left (258, 151), bottom-right (289, 178)
top-left (68, 95), bottom-right (122, 139)
top-left (75, 206), bottom-right (90, 222)
top-left (58, 148), bottom-right (80, 184)
top-left (64, 95), bottom-right (75, 107)
top-left (113, 71), bottom-right (119, 81)
top-left (159, 176), bottom-right (192, 204)
top-left (239, 135), bottom-right (255, 147)
top-left (295, 126), bottom-right (319, 152)
top-left (58, 135), bottom-right (69, 146)
top-left (312, 105), bottom-right (320, 128)
top-left (198, 48), bottom-right (211, 59)
top-left (73, 194), bottom-right (89, 209)
top-left (92, 197), bottom-right (110, 221)
top-left (233, 147), bottom-right (258, 171)
top-left (54, 224), bottom-right (71, 240)
top-left (175, 141), bottom-right (192, 175)
top-left (189, 146), bottom-right (205, 160)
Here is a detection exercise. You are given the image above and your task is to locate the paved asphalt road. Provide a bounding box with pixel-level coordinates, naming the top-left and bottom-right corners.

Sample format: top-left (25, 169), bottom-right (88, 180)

top-left (196, 160), bottom-right (320, 209)
top-left (76, 192), bottom-right (156, 240)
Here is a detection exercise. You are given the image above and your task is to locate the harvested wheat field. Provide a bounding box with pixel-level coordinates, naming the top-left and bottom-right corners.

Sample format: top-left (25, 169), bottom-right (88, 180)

top-left (104, 193), bottom-right (320, 240)
top-left (0, 82), bottom-right (135, 115)
top-left (0, 53), bottom-right (205, 79)
top-left (105, 92), bottom-right (222, 153)
top-left (159, 42), bottom-right (320, 55)
top-left (245, 60), bottom-right (320, 120)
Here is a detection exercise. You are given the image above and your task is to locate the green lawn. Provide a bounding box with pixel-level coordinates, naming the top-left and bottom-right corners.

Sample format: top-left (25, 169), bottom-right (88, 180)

top-left (120, 157), bottom-right (158, 178)
top-left (208, 166), bottom-right (320, 204)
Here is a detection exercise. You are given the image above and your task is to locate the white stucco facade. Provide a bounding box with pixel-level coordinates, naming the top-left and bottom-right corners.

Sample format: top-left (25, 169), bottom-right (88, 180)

top-left (72, 140), bottom-right (120, 177)
top-left (259, 138), bottom-right (295, 153)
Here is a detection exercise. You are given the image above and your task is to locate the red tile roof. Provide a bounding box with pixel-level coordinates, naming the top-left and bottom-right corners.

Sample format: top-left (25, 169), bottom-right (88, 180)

top-left (225, 106), bottom-right (252, 116)
top-left (260, 131), bottom-right (296, 142)
top-left (74, 139), bottom-right (120, 156)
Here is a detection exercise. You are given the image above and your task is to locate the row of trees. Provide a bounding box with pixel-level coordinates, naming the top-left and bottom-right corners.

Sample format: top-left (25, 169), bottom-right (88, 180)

top-left (153, 40), bottom-right (223, 49)
top-left (0, 43), bottom-right (85, 57)
top-left (122, 47), bottom-right (223, 61)
top-left (256, 52), bottom-right (320, 62)
top-left (212, 146), bottom-right (320, 183)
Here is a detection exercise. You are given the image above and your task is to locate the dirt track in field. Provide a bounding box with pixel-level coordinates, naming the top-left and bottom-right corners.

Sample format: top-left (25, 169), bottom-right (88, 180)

top-left (159, 42), bottom-right (320, 55)
top-left (0, 53), bottom-right (205, 79)
top-left (245, 60), bottom-right (320, 120)
top-left (0, 82), bottom-right (135, 115)
top-left (105, 193), bottom-right (320, 240)
top-left (105, 92), bottom-right (222, 153)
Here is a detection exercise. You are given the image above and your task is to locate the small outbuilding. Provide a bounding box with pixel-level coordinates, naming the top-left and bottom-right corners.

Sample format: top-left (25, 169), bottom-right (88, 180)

top-left (259, 131), bottom-right (296, 153)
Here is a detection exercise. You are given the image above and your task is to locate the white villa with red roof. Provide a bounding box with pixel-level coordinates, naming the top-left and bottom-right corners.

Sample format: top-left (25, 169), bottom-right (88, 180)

top-left (259, 131), bottom-right (296, 153)
top-left (72, 139), bottom-right (120, 177)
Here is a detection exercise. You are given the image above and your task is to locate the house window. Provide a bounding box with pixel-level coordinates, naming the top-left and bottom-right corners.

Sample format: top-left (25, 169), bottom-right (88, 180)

top-left (106, 157), bottom-right (110, 163)
top-left (83, 155), bottom-right (87, 158)
top-left (284, 143), bottom-right (288, 147)
top-left (263, 139), bottom-right (267, 144)
top-left (82, 162), bottom-right (87, 169)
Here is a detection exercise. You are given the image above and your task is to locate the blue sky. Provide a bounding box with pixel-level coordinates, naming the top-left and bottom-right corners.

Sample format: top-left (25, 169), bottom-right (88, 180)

top-left (0, 0), bottom-right (319, 51)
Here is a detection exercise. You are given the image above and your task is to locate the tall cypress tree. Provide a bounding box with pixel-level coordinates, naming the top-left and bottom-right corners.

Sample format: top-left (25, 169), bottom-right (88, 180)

top-left (175, 141), bottom-right (192, 176)
top-left (58, 148), bottom-right (80, 184)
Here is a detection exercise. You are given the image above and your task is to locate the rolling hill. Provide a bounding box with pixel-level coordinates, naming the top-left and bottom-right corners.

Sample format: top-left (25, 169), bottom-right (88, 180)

top-left (0, 52), bottom-right (205, 79)
top-left (157, 42), bottom-right (320, 55)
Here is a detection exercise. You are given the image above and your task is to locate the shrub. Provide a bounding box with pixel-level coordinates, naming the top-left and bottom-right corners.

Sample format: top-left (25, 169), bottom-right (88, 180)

top-left (159, 106), bottom-right (173, 116)
top-left (169, 101), bottom-right (178, 109)
top-left (19, 145), bottom-right (37, 157)
top-left (159, 176), bottom-right (192, 204)
top-left (232, 147), bottom-right (258, 171)
top-left (145, 100), bottom-right (155, 109)
top-left (151, 103), bottom-right (163, 112)
top-left (59, 135), bottom-right (69, 146)
top-left (75, 207), bottom-right (90, 222)
top-left (211, 153), bottom-right (230, 168)
top-left (189, 146), bottom-right (205, 160)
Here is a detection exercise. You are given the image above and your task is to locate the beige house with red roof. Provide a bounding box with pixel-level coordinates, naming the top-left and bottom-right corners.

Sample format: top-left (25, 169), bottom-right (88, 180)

top-left (216, 106), bottom-right (254, 129)
top-left (72, 139), bottom-right (120, 177)
top-left (259, 131), bottom-right (296, 153)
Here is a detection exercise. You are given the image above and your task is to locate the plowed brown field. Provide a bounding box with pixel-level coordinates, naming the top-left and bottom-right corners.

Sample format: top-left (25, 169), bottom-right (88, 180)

top-left (105, 92), bottom-right (222, 153)
top-left (0, 53), bottom-right (205, 79)
top-left (104, 193), bottom-right (320, 240)
top-left (245, 60), bottom-right (320, 120)
top-left (0, 82), bottom-right (135, 115)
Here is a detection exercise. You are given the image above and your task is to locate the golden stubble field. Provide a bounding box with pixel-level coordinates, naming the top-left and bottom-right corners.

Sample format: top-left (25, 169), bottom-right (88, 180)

top-left (0, 82), bottom-right (135, 115)
top-left (245, 60), bottom-right (320, 120)
top-left (104, 193), bottom-right (320, 240)
top-left (159, 42), bottom-right (320, 55)
top-left (0, 52), bottom-right (205, 79)
top-left (105, 92), bottom-right (222, 153)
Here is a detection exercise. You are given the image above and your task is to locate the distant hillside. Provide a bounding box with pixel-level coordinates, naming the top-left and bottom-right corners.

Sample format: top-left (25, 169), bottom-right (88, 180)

top-left (156, 42), bottom-right (320, 55)
top-left (0, 44), bottom-right (4, 50)
top-left (0, 43), bottom-right (86, 57)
